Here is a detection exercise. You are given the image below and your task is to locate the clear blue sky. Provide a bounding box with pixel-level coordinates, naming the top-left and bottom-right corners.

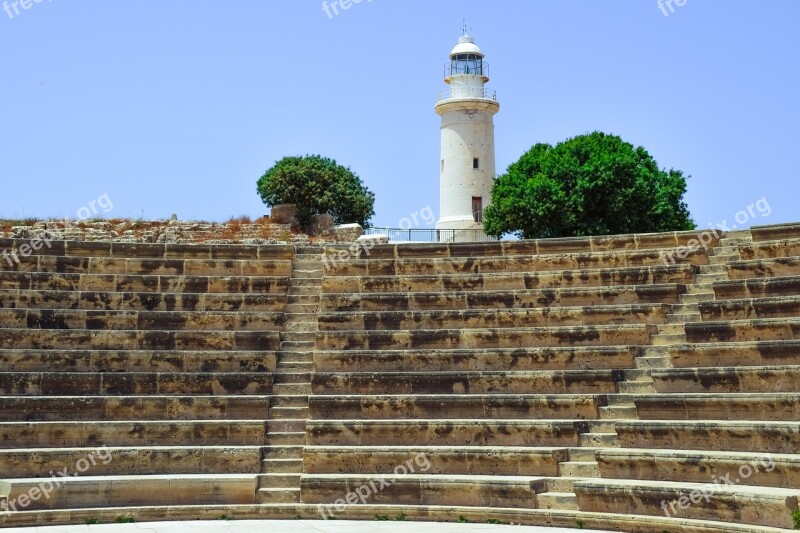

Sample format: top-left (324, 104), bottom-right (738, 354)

top-left (1, 1), bottom-right (798, 231)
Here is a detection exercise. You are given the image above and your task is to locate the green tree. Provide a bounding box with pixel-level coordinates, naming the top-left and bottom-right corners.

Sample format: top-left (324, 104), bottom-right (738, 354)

top-left (483, 132), bottom-right (695, 239)
top-left (257, 155), bottom-right (375, 229)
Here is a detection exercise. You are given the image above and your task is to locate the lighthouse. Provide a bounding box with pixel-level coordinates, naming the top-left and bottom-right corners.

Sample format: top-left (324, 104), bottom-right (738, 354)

top-left (435, 27), bottom-right (500, 239)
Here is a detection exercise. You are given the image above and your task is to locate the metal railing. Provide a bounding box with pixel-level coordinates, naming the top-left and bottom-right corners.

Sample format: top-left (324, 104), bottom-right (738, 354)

top-left (437, 87), bottom-right (497, 102)
top-left (364, 227), bottom-right (498, 243)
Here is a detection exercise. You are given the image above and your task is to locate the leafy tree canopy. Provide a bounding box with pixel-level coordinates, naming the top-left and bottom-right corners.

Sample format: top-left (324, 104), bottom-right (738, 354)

top-left (257, 155), bottom-right (375, 229)
top-left (484, 131), bottom-right (695, 239)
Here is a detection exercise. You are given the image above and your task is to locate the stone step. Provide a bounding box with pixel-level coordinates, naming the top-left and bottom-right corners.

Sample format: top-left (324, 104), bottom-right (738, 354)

top-left (287, 291), bottom-right (321, 300)
top-left (261, 458), bottom-right (303, 474)
top-left (579, 433), bottom-right (618, 448)
top-left (617, 381), bottom-right (656, 394)
top-left (0, 372), bottom-right (274, 396)
top-left (0, 255), bottom-right (293, 277)
top-left (281, 332), bottom-right (316, 343)
top-left (285, 304), bottom-right (318, 314)
top-left (558, 462), bottom-right (600, 478)
top-left (318, 324), bottom-right (657, 351)
top-left (301, 473), bottom-right (545, 508)
top-left (686, 317), bottom-right (800, 343)
top-left (536, 492), bottom-right (578, 511)
top-left (303, 446), bottom-right (567, 477)
top-left (318, 305), bottom-right (671, 332)
top-left (709, 254), bottom-right (738, 265)
top-left (0, 349), bottom-right (276, 374)
top-left (698, 296), bottom-right (800, 321)
top-left (0, 328), bottom-right (281, 351)
top-left (634, 391), bottom-right (800, 421)
top-left (270, 395), bottom-right (309, 408)
top-left (267, 420), bottom-right (306, 434)
top-left (0, 446), bottom-right (264, 478)
top-left (267, 432), bottom-right (306, 446)
top-left (697, 272), bottom-right (729, 283)
top-left (256, 487), bottom-right (301, 504)
top-left (0, 308), bottom-right (285, 332)
top-left (293, 270), bottom-right (323, 279)
top-left (321, 284), bottom-right (686, 313)
top-left (666, 312), bottom-right (700, 324)
top-left (275, 361), bottom-right (313, 371)
top-left (567, 448), bottom-right (597, 462)
top-left (324, 264), bottom-right (699, 294)
top-left (698, 263), bottom-right (727, 274)
top-left (285, 322), bottom-right (316, 333)
top-left (261, 445), bottom-right (304, 459)
top-left (0, 271), bottom-right (291, 294)
top-left (574, 478), bottom-right (798, 529)
top-left (290, 277), bottom-right (323, 287)
top-left (1, 473), bottom-right (259, 508)
top-left (276, 354), bottom-right (313, 365)
top-left (307, 420), bottom-right (583, 447)
top-left (274, 372), bottom-right (311, 385)
top-left (314, 346), bottom-right (641, 373)
top-left (651, 333), bottom-right (686, 346)
top-left (680, 292), bottom-right (716, 303)
top-left (280, 340), bottom-right (316, 350)
top-left (655, 323), bottom-right (684, 335)
top-left (325, 248), bottom-right (709, 277)
top-left (0, 240), bottom-right (296, 260)
top-left (617, 419), bottom-right (800, 451)
top-left (272, 383), bottom-right (312, 395)
top-left (288, 287), bottom-right (322, 296)
top-left (310, 394), bottom-right (605, 420)
top-left (598, 405), bottom-right (637, 419)
top-left (668, 340), bottom-right (800, 368)
top-left (0, 420), bottom-right (267, 447)
top-left (259, 473), bottom-right (302, 489)
top-left (313, 371), bottom-right (619, 396)
top-left (0, 289), bottom-right (288, 313)
top-left (634, 356), bottom-right (672, 369)
top-left (670, 303), bottom-right (700, 314)
top-left (268, 407), bottom-right (309, 420)
top-left (728, 257), bottom-right (800, 280)
top-left (596, 448), bottom-right (800, 490)
top-left (651, 365), bottom-right (800, 393)
top-left (0, 395), bottom-right (273, 421)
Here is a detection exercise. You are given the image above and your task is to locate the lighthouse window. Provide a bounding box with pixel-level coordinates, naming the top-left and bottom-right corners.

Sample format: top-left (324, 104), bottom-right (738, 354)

top-left (473, 158), bottom-right (480, 169)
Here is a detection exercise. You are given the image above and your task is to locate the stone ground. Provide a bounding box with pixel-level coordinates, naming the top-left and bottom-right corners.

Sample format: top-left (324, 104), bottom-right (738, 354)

top-left (2, 521), bottom-right (615, 533)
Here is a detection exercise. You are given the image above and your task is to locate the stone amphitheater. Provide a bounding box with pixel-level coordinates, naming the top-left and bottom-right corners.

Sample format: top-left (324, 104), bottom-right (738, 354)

top-left (0, 223), bottom-right (798, 532)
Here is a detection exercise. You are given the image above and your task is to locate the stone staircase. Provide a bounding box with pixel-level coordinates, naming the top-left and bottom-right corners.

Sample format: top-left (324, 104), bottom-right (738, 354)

top-left (2, 224), bottom-right (800, 531)
top-left (257, 247), bottom-right (322, 504)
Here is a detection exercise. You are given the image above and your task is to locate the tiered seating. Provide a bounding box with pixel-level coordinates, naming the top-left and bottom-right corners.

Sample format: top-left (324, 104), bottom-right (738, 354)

top-left (302, 232), bottom-right (712, 520)
top-left (0, 238), bottom-right (292, 514)
top-left (588, 225), bottom-right (800, 529)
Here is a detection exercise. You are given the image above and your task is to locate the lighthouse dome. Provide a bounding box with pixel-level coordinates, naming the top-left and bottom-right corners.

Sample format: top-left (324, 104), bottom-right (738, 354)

top-left (450, 35), bottom-right (484, 58)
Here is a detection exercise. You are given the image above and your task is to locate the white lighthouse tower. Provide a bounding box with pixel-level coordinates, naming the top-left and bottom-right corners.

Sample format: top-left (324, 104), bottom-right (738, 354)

top-left (435, 26), bottom-right (500, 239)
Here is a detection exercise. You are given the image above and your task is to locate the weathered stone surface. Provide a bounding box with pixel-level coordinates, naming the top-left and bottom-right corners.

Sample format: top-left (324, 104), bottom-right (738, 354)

top-left (333, 223), bottom-right (363, 242)
top-left (574, 479), bottom-right (798, 529)
top-left (269, 204), bottom-right (299, 225)
top-left (308, 394), bottom-right (603, 419)
top-left (308, 214), bottom-right (335, 236)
